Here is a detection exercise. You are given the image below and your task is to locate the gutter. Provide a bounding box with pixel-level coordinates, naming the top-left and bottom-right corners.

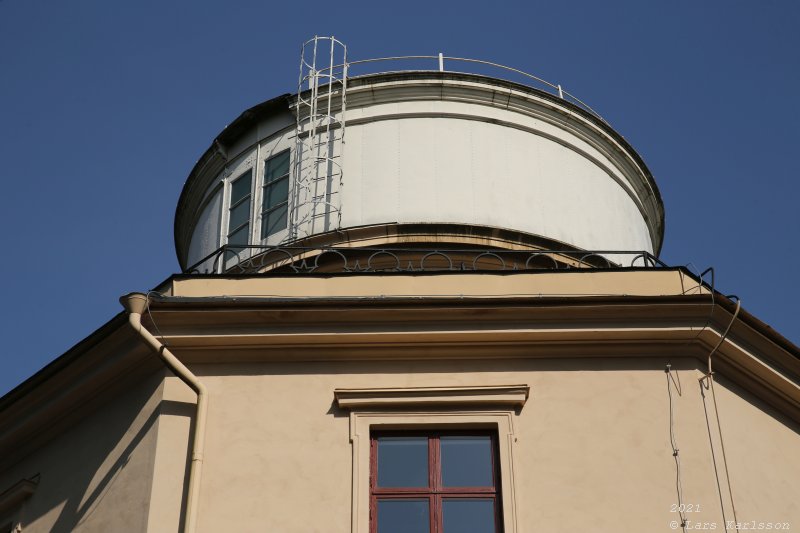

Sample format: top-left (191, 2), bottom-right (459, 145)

top-left (120, 293), bottom-right (207, 533)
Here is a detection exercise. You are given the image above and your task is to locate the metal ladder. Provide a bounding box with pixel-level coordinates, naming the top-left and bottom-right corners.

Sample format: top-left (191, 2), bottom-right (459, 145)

top-left (287, 36), bottom-right (347, 242)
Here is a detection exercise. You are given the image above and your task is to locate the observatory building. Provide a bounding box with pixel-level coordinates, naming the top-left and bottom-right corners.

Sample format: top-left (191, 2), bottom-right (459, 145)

top-left (1, 39), bottom-right (799, 533)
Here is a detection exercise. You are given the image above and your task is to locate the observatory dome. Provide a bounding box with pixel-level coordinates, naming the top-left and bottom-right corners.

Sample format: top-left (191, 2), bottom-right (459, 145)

top-left (175, 70), bottom-right (663, 273)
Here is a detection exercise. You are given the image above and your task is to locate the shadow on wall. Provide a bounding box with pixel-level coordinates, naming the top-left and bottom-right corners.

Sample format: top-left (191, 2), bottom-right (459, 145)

top-left (17, 371), bottom-right (196, 533)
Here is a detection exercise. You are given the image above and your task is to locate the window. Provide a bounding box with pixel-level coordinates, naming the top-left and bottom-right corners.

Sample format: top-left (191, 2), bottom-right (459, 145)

top-left (261, 150), bottom-right (290, 238)
top-left (227, 169), bottom-right (252, 248)
top-left (221, 149), bottom-right (290, 250)
top-left (335, 385), bottom-right (527, 533)
top-left (371, 431), bottom-right (501, 533)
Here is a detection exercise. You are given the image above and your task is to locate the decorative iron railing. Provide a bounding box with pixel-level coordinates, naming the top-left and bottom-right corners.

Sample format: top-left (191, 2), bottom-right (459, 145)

top-left (184, 245), bottom-right (668, 275)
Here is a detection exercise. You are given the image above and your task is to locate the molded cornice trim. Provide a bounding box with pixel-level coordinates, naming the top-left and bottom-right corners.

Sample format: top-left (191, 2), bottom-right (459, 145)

top-left (0, 476), bottom-right (38, 515)
top-left (334, 385), bottom-right (530, 409)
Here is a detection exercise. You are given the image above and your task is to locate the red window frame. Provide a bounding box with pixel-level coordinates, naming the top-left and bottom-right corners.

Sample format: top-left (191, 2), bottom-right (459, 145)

top-left (369, 430), bottom-right (502, 533)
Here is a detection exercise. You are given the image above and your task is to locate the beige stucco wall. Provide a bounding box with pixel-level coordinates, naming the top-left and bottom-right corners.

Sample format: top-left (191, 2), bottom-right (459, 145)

top-left (0, 371), bottom-right (164, 533)
top-left (1, 333), bottom-right (796, 532)
top-left (2, 270), bottom-right (794, 532)
top-left (145, 376), bottom-right (195, 533)
top-left (143, 356), bottom-right (799, 533)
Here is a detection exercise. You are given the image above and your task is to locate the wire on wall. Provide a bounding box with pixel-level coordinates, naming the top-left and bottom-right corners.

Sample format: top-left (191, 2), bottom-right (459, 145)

top-left (666, 363), bottom-right (688, 532)
top-left (699, 297), bottom-right (742, 532)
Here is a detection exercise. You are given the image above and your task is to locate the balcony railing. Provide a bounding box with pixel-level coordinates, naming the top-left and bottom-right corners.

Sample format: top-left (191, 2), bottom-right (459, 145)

top-left (184, 245), bottom-right (668, 275)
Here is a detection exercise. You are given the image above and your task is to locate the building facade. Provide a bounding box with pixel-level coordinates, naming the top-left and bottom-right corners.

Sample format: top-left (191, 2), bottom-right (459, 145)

top-left (1, 44), bottom-right (799, 533)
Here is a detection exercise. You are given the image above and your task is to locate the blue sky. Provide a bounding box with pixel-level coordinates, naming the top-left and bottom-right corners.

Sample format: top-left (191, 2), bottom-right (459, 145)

top-left (0, 0), bottom-right (798, 396)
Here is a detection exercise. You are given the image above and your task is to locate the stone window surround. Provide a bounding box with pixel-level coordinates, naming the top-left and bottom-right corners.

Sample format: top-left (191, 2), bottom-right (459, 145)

top-left (335, 385), bottom-right (528, 533)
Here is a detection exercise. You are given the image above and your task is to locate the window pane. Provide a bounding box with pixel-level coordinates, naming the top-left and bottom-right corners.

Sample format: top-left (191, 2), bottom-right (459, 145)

top-left (442, 499), bottom-right (496, 533)
top-left (377, 437), bottom-right (428, 487)
top-left (229, 200), bottom-right (250, 231)
top-left (227, 224), bottom-right (249, 248)
top-left (262, 203), bottom-right (288, 238)
top-left (263, 176), bottom-right (289, 211)
top-left (231, 170), bottom-right (252, 204)
top-left (377, 500), bottom-right (429, 533)
top-left (441, 436), bottom-right (493, 487)
top-left (265, 150), bottom-right (290, 182)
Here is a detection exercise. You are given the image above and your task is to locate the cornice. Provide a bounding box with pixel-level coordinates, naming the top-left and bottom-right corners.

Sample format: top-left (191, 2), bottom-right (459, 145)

top-left (0, 476), bottom-right (37, 516)
top-left (137, 293), bottom-right (799, 420)
top-left (334, 385), bottom-right (530, 409)
top-left (1, 291), bottom-right (798, 463)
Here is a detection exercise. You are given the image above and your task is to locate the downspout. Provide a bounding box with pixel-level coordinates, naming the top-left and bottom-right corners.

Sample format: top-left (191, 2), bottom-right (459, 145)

top-left (120, 293), bottom-right (207, 533)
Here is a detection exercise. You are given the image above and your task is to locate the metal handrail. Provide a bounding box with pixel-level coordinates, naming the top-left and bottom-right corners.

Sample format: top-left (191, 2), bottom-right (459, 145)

top-left (306, 54), bottom-right (607, 123)
top-left (351, 55), bottom-right (560, 91)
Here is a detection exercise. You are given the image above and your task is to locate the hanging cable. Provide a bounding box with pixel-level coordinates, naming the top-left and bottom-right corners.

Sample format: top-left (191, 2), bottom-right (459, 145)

top-left (699, 297), bottom-right (741, 532)
top-left (703, 298), bottom-right (740, 378)
top-left (666, 363), bottom-right (687, 532)
top-left (146, 290), bottom-right (170, 345)
top-left (687, 267), bottom-right (716, 344)
top-left (700, 380), bottom-right (729, 529)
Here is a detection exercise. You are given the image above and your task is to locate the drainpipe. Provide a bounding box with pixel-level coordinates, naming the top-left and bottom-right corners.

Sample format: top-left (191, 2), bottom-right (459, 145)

top-left (120, 293), bottom-right (207, 533)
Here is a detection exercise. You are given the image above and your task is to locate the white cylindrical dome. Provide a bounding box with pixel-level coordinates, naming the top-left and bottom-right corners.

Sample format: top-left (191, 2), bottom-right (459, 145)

top-left (175, 72), bottom-right (663, 272)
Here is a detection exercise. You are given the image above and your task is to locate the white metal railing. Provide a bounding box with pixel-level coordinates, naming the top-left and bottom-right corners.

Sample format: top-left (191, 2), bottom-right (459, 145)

top-left (308, 53), bottom-right (607, 123)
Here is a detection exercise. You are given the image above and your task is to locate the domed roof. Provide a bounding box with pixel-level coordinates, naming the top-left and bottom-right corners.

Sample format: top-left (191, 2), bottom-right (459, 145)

top-left (175, 71), bottom-right (664, 273)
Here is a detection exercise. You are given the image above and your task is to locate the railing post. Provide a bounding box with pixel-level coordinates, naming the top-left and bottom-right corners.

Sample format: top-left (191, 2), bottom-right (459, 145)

top-left (438, 52), bottom-right (444, 72)
top-left (557, 84), bottom-right (564, 99)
